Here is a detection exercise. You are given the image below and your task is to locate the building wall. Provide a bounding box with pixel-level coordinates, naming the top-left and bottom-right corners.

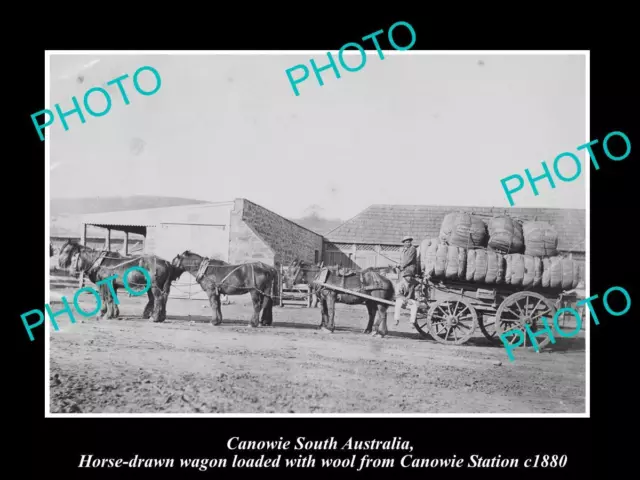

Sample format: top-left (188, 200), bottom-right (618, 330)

top-left (228, 199), bottom-right (323, 268)
top-left (144, 203), bottom-right (234, 261)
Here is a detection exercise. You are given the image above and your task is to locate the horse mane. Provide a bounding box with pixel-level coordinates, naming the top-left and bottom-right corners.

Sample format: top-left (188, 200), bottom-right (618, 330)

top-left (181, 250), bottom-right (229, 265)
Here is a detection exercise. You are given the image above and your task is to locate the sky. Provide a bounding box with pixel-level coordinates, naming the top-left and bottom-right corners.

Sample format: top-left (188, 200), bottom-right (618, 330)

top-left (49, 53), bottom-right (586, 220)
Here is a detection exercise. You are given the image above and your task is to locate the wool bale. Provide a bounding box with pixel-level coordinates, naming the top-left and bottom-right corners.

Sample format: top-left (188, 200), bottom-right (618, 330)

top-left (444, 245), bottom-right (467, 280)
top-left (487, 216), bottom-right (524, 254)
top-left (475, 250), bottom-right (489, 282)
top-left (432, 244), bottom-right (467, 280)
top-left (548, 257), bottom-right (563, 289)
top-left (467, 249), bottom-right (488, 282)
top-left (533, 256), bottom-right (543, 287)
top-left (505, 254), bottom-right (526, 286)
top-left (541, 257), bottom-right (552, 288)
top-left (465, 249), bottom-right (504, 284)
top-left (466, 249), bottom-right (477, 282)
top-left (544, 256), bottom-right (581, 290)
top-left (544, 256), bottom-right (582, 290)
top-left (521, 255), bottom-right (542, 288)
top-left (419, 238), bottom-right (439, 277)
top-left (439, 212), bottom-right (487, 248)
top-left (434, 243), bottom-right (448, 278)
top-left (523, 221), bottom-right (558, 257)
top-left (485, 250), bottom-right (505, 284)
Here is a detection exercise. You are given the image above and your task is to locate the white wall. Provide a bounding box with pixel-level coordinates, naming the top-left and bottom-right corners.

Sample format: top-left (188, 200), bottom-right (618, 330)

top-left (151, 203), bottom-right (233, 262)
top-left (149, 203), bottom-right (234, 301)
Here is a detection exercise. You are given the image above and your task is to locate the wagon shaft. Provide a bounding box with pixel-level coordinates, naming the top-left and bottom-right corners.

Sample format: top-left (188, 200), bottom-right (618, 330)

top-left (312, 281), bottom-right (396, 306)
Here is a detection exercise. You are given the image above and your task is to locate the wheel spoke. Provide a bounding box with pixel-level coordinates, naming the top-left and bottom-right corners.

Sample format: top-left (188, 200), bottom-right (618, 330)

top-left (532, 309), bottom-right (552, 322)
top-left (531, 298), bottom-right (543, 313)
top-left (505, 306), bottom-right (521, 320)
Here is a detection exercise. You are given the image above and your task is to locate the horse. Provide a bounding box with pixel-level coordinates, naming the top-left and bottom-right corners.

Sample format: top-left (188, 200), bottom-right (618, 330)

top-left (57, 240), bottom-right (181, 322)
top-left (283, 259), bottom-right (396, 336)
top-left (171, 250), bottom-right (277, 328)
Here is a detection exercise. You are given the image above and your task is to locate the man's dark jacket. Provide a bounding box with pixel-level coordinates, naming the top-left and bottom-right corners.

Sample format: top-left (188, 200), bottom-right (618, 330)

top-left (400, 245), bottom-right (417, 277)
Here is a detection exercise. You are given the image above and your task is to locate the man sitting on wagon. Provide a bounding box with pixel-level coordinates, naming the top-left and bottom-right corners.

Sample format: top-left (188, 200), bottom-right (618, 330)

top-left (394, 235), bottom-right (420, 326)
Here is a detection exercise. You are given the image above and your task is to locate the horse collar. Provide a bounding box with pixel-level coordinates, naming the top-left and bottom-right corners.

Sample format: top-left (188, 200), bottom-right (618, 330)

top-left (70, 251), bottom-right (81, 274)
top-left (195, 258), bottom-right (210, 283)
top-left (88, 251), bottom-right (108, 274)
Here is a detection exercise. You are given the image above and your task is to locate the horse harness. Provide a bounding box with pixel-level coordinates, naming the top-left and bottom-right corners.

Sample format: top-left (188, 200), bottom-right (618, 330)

top-left (195, 258), bottom-right (260, 296)
top-left (71, 249), bottom-right (150, 282)
top-left (71, 250), bottom-right (108, 277)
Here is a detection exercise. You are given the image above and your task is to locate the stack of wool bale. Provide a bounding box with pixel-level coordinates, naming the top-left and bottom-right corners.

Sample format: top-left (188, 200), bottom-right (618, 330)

top-left (418, 212), bottom-right (582, 290)
top-left (420, 212), bottom-right (488, 282)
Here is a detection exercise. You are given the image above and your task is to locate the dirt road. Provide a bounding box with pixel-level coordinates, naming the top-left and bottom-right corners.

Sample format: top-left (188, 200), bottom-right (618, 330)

top-left (48, 291), bottom-right (586, 414)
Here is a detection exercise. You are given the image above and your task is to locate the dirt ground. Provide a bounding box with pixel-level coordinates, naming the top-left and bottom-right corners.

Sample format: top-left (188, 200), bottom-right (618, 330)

top-left (48, 290), bottom-right (586, 414)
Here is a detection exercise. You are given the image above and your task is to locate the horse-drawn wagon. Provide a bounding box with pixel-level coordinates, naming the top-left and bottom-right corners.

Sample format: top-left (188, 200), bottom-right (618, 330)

top-left (310, 265), bottom-right (581, 351)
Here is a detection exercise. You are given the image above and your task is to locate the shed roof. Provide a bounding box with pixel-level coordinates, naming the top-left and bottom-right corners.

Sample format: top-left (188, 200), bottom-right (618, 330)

top-left (80, 201), bottom-right (235, 231)
top-left (324, 204), bottom-right (586, 252)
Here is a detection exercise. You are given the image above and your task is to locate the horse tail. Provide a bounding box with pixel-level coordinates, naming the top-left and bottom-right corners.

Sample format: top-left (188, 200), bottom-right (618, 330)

top-left (162, 265), bottom-right (173, 292)
top-left (267, 266), bottom-right (278, 295)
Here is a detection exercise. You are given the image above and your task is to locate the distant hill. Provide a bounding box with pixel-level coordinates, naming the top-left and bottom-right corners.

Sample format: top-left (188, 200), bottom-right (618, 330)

top-left (51, 195), bottom-right (209, 216)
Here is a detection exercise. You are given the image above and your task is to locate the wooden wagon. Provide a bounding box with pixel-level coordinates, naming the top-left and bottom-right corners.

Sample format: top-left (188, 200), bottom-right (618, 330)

top-left (412, 278), bottom-right (582, 350)
top-left (314, 270), bottom-right (582, 351)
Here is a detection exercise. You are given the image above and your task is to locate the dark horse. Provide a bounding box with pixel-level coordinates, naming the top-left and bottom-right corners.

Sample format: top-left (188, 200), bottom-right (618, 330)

top-left (171, 250), bottom-right (277, 327)
top-left (57, 240), bottom-right (181, 322)
top-left (283, 259), bottom-right (396, 336)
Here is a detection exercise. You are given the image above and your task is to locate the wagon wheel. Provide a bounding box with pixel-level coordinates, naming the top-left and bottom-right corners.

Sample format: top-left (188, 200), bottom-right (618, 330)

top-left (412, 304), bottom-right (433, 340)
top-left (495, 291), bottom-right (557, 350)
top-left (479, 315), bottom-right (500, 343)
top-left (423, 299), bottom-right (478, 345)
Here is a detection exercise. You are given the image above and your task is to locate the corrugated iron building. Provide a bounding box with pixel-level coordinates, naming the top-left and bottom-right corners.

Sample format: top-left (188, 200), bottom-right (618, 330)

top-left (323, 204), bottom-right (586, 270)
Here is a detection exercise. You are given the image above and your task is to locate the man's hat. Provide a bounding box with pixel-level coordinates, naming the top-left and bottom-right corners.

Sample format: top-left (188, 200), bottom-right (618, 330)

top-left (402, 235), bottom-right (413, 243)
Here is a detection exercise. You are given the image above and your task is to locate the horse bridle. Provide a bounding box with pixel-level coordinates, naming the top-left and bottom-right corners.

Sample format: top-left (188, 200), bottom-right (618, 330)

top-left (69, 251), bottom-right (81, 275)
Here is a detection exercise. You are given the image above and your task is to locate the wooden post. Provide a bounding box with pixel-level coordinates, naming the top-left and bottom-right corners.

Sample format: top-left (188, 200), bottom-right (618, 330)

top-left (278, 264), bottom-right (284, 307)
top-left (106, 228), bottom-right (111, 251)
top-left (124, 231), bottom-right (129, 255)
top-left (79, 224), bottom-right (87, 288)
